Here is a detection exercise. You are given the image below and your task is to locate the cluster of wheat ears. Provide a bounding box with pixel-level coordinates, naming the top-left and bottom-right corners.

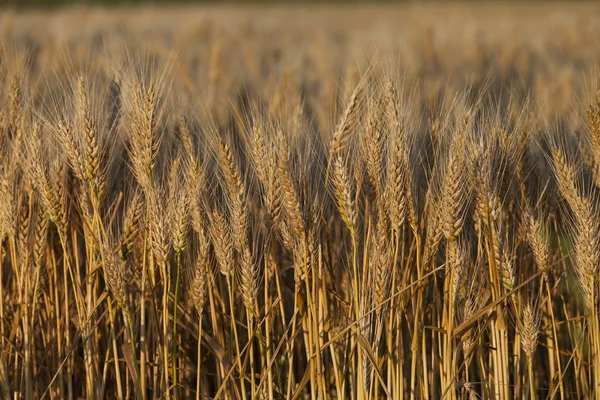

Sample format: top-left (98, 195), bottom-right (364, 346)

top-left (3, 4), bottom-right (600, 400)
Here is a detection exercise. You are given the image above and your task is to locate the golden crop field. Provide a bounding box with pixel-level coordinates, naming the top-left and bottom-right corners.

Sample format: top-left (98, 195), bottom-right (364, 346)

top-left (2, 2), bottom-right (600, 399)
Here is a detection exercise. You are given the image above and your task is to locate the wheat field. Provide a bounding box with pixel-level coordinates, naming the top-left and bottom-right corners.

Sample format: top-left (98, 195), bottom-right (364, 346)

top-left (2, 2), bottom-right (600, 399)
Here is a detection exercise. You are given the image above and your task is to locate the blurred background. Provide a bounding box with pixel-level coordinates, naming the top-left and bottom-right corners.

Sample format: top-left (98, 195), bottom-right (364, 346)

top-left (4, 0), bottom-right (406, 7)
top-left (4, 0), bottom-right (561, 8)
